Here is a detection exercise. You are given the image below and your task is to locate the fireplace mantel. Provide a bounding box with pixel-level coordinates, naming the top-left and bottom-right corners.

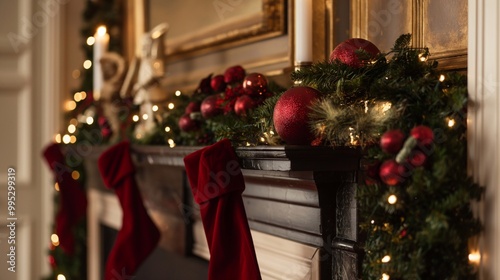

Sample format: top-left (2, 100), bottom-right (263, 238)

top-left (84, 144), bottom-right (362, 280)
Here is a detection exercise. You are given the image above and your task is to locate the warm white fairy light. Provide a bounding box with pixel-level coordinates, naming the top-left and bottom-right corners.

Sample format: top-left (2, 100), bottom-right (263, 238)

top-left (70, 135), bottom-right (77, 144)
top-left (68, 124), bottom-right (76, 134)
top-left (152, 105), bottom-right (159, 112)
top-left (447, 118), bottom-right (456, 128)
top-left (83, 60), bottom-right (92, 69)
top-left (165, 126), bottom-right (171, 132)
top-left (132, 115), bottom-right (139, 122)
top-left (72, 170), bottom-right (80, 180)
top-left (246, 142), bottom-right (251, 146)
top-left (142, 114), bottom-right (149, 120)
top-left (269, 130), bottom-right (275, 135)
top-left (168, 138), bottom-right (176, 148)
top-left (54, 182), bottom-right (60, 192)
top-left (371, 220), bottom-right (375, 224)
top-left (439, 74), bottom-right (446, 82)
top-left (55, 134), bottom-right (61, 143)
top-left (381, 255), bottom-right (391, 263)
top-left (80, 91), bottom-right (87, 100)
top-left (260, 137), bottom-right (266, 142)
top-left (62, 134), bottom-right (71, 144)
top-left (168, 103), bottom-right (175, 110)
top-left (86, 116), bottom-right (94, 125)
top-left (382, 273), bottom-right (390, 280)
top-left (175, 90), bottom-right (181, 96)
top-left (74, 91), bottom-right (83, 102)
top-left (65, 100), bottom-right (77, 111)
top-left (57, 274), bottom-right (66, 280)
top-left (86, 36), bottom-right (95, 46)
top-left (51, 234), bottom-right (60, 246)
top-left (468, 251), bottom-right (481, 264)
top-left (136, 133), bottom-right (142, 139)
top-left (388, 195), bottom-right (397, 205)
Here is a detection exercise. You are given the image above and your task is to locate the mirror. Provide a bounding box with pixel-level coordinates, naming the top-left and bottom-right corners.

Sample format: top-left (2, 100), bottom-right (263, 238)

top-left (146, 0), bottom-right (286, 59)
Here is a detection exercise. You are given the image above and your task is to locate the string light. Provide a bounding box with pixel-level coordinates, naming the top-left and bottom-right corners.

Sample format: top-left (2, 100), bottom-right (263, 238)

top-left (246, 142), bottom-right (251, 146)
top-left (468, 251), bottom-right (481, 264)
top-left (260, 137), bottom-right (266, 142)
top-left (86, 116), bottom-right (94, 125)
top-left (439, 74), bottom-right (446, 82)
top-left (97, 26), bottom-right (107, 36)
top-left (175, 90), bottom-right (181, 96)
top-left (447, 118), bottom-right (456, 128)
top-left (382, 273), bottom-right (390, 280)
top-left (54, 182), bottom-right (60, 192)
top-left (152, 105), bottom-right (159, 112)
top-left (419, 53), bottom-right (428, 62)
top-left (69, 118), bottom-right (78, 126)
top-left (168, 139), bottom-right (176, 148)
top-left (142, 114), bottom-right (149, 120)
top-left (381, 255), bottom-right (391, 263)
top-left (71, 171), bottom-right (80, 180)
top-left (388, 195), bottom-right (397, 205)
top-left (165, 126), bottom-right (171, 132)
top-left (86, 36), bottom-right (95, 46)
top-left (55, 134), bottom-right (61, 143)
top-left (70, 135), bottom-right (77, 144)
top-left (62, 134), bottom-right (71, 144)
top-left (371, 220), bottom-right (375, 224)
top-left (51, 234), bottom-right (60, 246)
top-left (80, 91), bottom-right (87, 100)
top-left (168, 103), bottom-right (175, 110)
top-left (132, 115), bottom-right (139, 122)
top-left (74, 91), bottom-right (83, 102)
top-left (269, 130), bottom-right (275, 135)
top-left (68, 124), bottom-right (76, 134)
top-left (57, 274), bottom-right (66, 280)
top-left (65, 101), bottom-right (77, 111)
top-left (83, 60), bottom-right (92, 69)
top-left (136, 133), bottom-right (142, 139)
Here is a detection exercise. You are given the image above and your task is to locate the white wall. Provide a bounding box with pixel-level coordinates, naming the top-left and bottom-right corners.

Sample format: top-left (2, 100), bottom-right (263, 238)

top-left (468, 0), bottom-right (500, 279)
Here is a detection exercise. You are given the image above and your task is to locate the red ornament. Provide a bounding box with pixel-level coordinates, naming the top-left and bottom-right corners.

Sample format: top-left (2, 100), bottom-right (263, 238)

top-left (234, 95), bottom-right (256, 116)
top-left (210, 74), bottom-right (227, 92)
top-left (330, 38), bottom-right (380, 68)
top-left (411, 125), bottom-right (434, 145)
top-left (379, 159), bottom-right (406, 186)
top-left (380, 129), bottom-right (405, 154)
top-left (48, 255), bottom-right (56, 268)
top-left (273, 86), bottom-right (320, 145)
top-left (98, 116), bottom-right (112, 139)
top-left (243, 73), bottom-right (268, 96)
top-left (178, 114), bottom-right (199, 132)
top-left (195, 74), bottom-right (214, 95)
top-left (224, 65), bottom-right (246, 84)
top-left (201, 94), bottom-right (223, 118)
top-left (409, 150), bottom-right (427, 167)
top-left (185, 102), bottom-right (201, 114)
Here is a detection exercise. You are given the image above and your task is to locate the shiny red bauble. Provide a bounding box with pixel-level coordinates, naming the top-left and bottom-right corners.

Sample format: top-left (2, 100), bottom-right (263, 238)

top-left (380, 129), bottom-right (405, 154)
top-left (224, 65), bottom-right (246, 84)
top-left (178, 114), bottom-right (199, 132)
top-left (185, 101), bottom-right (201, 114)
top-left (200, 94), bottom-right (223, 119)
top-left (330, 38), bottom-right (380, 68)
top-left (411, 125), bottom-right (434, 145)
top-left (210, 74), bottom-right (227, 92)
top-left (234, 95), bottom-right (256, 116)
top-left (379, 159), bottom-right (406, 186)
top-left (273, 86), bottom-right (320, 145)
top-left (243, 73), bottom-right (268, 96)
top-left (409, 150), bottom-right (427, 167)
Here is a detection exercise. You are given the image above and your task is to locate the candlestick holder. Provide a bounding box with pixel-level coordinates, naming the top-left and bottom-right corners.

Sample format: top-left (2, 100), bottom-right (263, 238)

top-left (293, 61), bottom-right (312, 85)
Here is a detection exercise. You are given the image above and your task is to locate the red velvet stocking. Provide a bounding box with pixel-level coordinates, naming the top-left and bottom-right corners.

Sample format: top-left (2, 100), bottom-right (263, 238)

top-left (42, 143), bottom-right (87, 255)
top-left (184, 139), bottom-right (261, 280)
top-left (98, 141), bottom-right (160, 280)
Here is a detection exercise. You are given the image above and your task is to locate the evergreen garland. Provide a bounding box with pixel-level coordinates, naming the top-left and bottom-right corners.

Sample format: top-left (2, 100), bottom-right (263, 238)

top-left (294, 34), bottom-right (483, 279)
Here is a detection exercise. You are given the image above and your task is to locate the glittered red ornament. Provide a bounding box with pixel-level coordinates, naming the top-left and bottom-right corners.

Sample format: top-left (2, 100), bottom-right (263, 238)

top-left (210, 74), bottom-right (227, 92)
top-left (243, 73), bottom-right (268, 96)
top-left (201, 94), bottom-right (223, 118)
top-left (411, 125), bottom-right (434, 145)
top-left (379, 159), bottom-right (405, 186)
top-left (273, 86), bottom-right (320, 145)
top-left (178, 114), bottom-right (199, 132)
top-left (234, 95), bottom-right (256, 116)
top-left (185, 102), bottom-right (201, 114)
top-left (224, 65), bottom-right (246, 84)
top-left (409, 150), bottom-right (427, 167)
top-left (330, 38), bottom-right (380, 68)
top-left (380, 129), bottom-right (405, 154)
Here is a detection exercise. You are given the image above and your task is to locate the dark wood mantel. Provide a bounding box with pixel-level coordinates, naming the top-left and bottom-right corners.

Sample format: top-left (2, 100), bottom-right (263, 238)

top-left (83, 144), bottom-right (363, 280)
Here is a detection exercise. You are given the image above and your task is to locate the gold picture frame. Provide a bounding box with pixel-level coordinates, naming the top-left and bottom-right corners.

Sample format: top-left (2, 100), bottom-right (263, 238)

top-left (129, 0), bottom-right (286, 61)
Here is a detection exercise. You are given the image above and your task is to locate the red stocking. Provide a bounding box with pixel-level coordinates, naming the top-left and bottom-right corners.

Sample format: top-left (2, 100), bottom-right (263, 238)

top-left (184, 139), bottom-right (261, 280)
top-left (98, 141), bottom-right (160, 280)
top-left (42, 143), bottom-right (87, 255)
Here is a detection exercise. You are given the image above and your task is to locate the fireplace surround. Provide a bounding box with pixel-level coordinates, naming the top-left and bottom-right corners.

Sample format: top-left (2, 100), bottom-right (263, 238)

top-left (84, 145), bottom-right (361, 280)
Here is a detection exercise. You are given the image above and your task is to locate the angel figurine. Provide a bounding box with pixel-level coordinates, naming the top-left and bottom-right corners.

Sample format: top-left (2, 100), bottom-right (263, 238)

top-left (121, 23), bottom-right (169, 139)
